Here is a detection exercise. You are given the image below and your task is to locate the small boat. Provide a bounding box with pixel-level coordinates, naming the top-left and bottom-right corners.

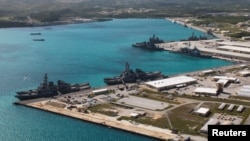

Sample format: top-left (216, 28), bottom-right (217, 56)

top-left (30, 33), bottom-right (41, 35)
top-left (33, 39), bottom-right (45, 41)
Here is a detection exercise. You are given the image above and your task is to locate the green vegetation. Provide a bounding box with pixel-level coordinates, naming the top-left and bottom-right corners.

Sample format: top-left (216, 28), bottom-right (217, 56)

top-left (168, 103), bottom-right (207, 135)
top-left (131, 89), bottom-right (180, 104)
top-left (229, 96), bottom-right (250, 101)
top-left (230, 31), bottom-right (250, 38)
top-left (191, 15), bottom-right (250, 39)
top-left (118, 116), bottom-right (171, 129)
top-left (0, 0), bottom-right (250, 28)
top-left (167, 102), bottom-right (250, 135)
top-left (88, 104), bottom-right (118, 117)
top-left (193, 16), bottom-right (249, 25)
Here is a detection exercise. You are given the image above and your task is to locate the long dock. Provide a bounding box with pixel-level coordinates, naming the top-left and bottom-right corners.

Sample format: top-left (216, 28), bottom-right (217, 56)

top-left (157, 39), bottom-right (250, 61)
top-left (14, 100), bottom-right (179, 141)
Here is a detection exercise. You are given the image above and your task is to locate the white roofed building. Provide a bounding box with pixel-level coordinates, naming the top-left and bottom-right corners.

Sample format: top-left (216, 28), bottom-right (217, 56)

top-left (237, 85), bottom-right (250, 97)
top-left (92, 88), bottom-right (109, 95)
top-left (238, 70), bottom-right (250, 77)
top-left (194, 107), bottom-right (210, 116)
top-left (200, 118), bottom-right (219, 133)
top-left (201, 69), bottom-right (215, 75)
top-left (227, 104), bottom-right (235, 111)
top-left (212, 76), bottom-right (239, 83)
top-left (144, 75), bottom-right (197, 91)
top-left (237, 105), bottom-right (244, 112)
top-left (216, 79), bottom-right (229, 87)
top-left (194, 87), bottom-right (218, 96)
top-left (217, 45), bottom-right (250, 54)
top-left (218, 103), bottom-right (226, 110)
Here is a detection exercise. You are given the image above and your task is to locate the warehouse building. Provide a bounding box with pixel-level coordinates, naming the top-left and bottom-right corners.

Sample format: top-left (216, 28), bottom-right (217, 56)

top-left (217, 41), bottom-right (250, 48)
top-left (236, 105), bottom-right (245, 112)
top-left (217, 46), bottom-right (250, 54)
top-left (218, 103), bottom-right (226, 110)
top-left (200, 69), bottom-right (215, 75)
top-left (238, 70), bottom-right (250, 77)
top-left (237, 85), bottom-right (250, 98)
top-left (194, 107), bottom-right (210, 116)
top-left (227, 104), bottom-right (235, 111)
top-left (144, 75), bottom-right (197, 91)
top-left (212, 76), bottom-right (240, 83)
top-left (200, 118), bottom-right (219, 133)
top-left (194, 87), bottom-right (218, 96)
top-left (92, 88), bottom-right (109, 95)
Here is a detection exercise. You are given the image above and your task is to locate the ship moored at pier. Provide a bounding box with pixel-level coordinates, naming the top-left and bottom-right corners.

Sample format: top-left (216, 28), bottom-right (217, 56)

top-left (104, 62), bottom-right (166, 85)
top-left (15, 73), bottom-right (91, 100)
top-left (132, 34), bottom-right (165, 51)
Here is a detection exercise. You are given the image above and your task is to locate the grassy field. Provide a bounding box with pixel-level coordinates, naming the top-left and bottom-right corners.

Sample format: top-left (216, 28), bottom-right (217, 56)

top-left (88, 104), bottom-right (118, 117)
top-left (168, 103), bottom-right (207, 135)
top-left (131, 89), bottom-right (180, 105)
top-left (118, 115), bottom-right (171, 129)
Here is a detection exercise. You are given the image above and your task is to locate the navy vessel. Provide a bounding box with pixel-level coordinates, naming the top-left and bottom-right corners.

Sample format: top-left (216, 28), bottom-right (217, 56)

top-left (15, 74), bottom-right (58, 100)
top-left (180, 32), bottom-right (208, 41)
top-left (132, 34), bottom-right (165, 51)
top-left (15, 74), bottom-right (91, 100)
top-left (57, 80), bottom-right (91, 94)
top-left (178, 46), bottom-right (211, 58)
top-left (104, 63), bottom-right (166, 85)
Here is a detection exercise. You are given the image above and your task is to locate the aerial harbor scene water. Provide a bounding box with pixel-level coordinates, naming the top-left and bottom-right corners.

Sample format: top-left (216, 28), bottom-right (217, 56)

top-left (1, 1), bottom-right (250, 140)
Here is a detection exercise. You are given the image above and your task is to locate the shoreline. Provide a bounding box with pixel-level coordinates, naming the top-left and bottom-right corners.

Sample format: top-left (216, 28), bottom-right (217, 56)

top-left (14, 100), bottom-right (179, 141)
top-left (0, 18), bottom-right (113, 29)
top-left (13, 61), bottom-right (249, 141)
top-left (11, 17), bottom-right (249, 141)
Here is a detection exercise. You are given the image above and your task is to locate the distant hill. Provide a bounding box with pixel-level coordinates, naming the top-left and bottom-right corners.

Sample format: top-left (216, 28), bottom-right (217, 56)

top-left (0, 0), bottom-right (249, 27)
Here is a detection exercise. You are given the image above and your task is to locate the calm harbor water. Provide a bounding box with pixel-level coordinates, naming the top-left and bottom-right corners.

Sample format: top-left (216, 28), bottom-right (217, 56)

top-left (0, 18), bottom-right (232, 141)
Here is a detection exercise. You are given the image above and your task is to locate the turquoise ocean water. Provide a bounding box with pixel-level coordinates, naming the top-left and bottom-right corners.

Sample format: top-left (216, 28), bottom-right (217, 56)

top-left (0, 19), bottom-right (232, 141)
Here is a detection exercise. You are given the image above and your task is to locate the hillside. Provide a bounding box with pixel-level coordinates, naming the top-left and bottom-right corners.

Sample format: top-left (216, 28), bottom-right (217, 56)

top-left (0, 0), bottom-right (249, 27)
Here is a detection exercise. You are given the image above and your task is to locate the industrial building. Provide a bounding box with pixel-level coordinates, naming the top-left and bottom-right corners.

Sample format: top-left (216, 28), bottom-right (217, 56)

top-left (238, 70), bottom-right (250, 77)
top-left (212, 76), bottom-right (239, 83)
top-left (194, 87), bottom-right (218, 96)
top-left (216, 79), bottom-right (229, 87)
top-left (227, 104), bottom-right (235, 111)
top-left (144, 75), bottom-right (197, 91)
top-left (237, 85), bottom-right (250, 98)
top-left (217, 46), bottom-right (250, 54)
top-left (236, 105), bottom-right (245, 112)
top-left (200, 69), bottom-right (215, 75)
top-left (194, 107), bottom-right (210, 116)
top-left (199, 47), bottom-right (250, 61)
top-left (92, 88), bottom-right (109, 95)
top-left (218, 103), bottom-right (226, 110)
top-left (217, 41), bottom-right (250, 48)
top-left (200, 118), bottom-right (219, 133)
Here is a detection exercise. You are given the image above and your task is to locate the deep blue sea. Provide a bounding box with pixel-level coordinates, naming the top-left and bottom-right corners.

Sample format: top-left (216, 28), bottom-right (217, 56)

top-left (0, 19), bottom-right (232, 141)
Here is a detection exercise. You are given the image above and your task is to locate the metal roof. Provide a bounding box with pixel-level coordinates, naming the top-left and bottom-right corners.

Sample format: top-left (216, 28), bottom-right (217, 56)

top-left (217, 46), bottom-right (250, 54)
top-left (194, 87), bottom-right (218, 95)
top-left (217, 41), bottom-right (250, 48)
top-left (238, 85), bottom-right (250, 97)
top-left (145, 75), bottom-right (196, 89)
top-left (199, 48), bottom-right (250, 60)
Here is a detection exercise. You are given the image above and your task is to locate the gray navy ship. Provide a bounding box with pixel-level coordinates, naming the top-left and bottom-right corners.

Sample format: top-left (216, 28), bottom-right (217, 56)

top-left (15, 73), bottom-right (91, 100)
top-left (132, 34), bottom-right (165, 51)
top-left (104, 62), bottom-right (166, 85)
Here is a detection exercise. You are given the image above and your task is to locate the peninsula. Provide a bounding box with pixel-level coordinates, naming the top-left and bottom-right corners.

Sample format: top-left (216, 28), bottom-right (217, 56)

top-left (6, 0), bottom-right (250, 141)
